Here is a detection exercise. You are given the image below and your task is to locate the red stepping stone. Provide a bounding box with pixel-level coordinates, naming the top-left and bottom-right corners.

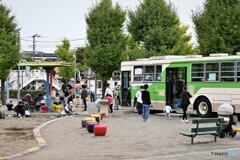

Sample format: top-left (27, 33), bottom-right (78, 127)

top-left (94, 125), bottom-right (107, 136)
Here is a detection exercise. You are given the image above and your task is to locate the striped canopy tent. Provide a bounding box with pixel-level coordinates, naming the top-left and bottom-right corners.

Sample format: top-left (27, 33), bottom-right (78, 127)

top-left (18, 61), bottom-right (73, 108)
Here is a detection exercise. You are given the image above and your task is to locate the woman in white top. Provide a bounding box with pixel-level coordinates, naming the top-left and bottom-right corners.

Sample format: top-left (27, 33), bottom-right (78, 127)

top-left (135, 86), bottom-right (144, 115)
top-left (105, 83), bottom-right (113, 97)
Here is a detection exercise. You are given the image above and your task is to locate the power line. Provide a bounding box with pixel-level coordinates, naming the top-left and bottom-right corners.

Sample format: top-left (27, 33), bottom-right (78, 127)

top-left (21, 39), bottom-right (32, 42)
top-left (20, 37), bottom-right (86, 43)
top-left (36, 38), bottom-right (87, 43)
top-left (21, 36), bottom-right (33, 38)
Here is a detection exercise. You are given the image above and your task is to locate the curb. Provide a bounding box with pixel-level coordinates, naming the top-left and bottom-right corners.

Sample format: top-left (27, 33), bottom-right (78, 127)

top-left (0, 116), bottom-right (69, 160)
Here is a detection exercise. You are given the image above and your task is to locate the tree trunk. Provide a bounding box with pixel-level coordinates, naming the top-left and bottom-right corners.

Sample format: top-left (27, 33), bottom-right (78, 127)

top-left (1, 79), bottom-right (6, 105)
top-left (102, 81), bottom-right (107, 99)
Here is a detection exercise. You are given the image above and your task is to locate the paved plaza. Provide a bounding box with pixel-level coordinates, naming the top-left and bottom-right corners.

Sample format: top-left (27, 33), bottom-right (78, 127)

top-left (1, 102), bottom-right (235, 160)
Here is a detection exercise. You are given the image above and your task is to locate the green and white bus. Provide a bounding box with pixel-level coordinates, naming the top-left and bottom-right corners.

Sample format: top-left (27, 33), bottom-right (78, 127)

top-left (120, 53), bottom-right (240, 118)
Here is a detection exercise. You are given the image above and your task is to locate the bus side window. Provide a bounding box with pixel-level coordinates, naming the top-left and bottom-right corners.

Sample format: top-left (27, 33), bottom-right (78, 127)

top-left (237, 62), bottom-right (240, 82)
top-left (155, 65), bottom-right (162, 82)
top-left (206, 63), bottom-right (219, 81)
top-left (221, 62), bottom-right (234, 82)
top-left (191, 63), bottom-right (204, 82)
top-left (134, 66), bottom-right (143, 82)
top-left (144, 66), bottom-right (154, 82)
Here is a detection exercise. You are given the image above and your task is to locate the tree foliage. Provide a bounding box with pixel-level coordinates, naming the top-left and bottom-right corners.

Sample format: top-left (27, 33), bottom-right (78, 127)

top-left (192, 0), bottom-right (240, 56)
top-left (76, 47), bottom-right (88, 72)
top-left (55, 38), bottom-right (74, 81)
top-left (0, 2), bottom-right (20, 104)
top-left (128, 0), bottom-right (195, 56)
top-left (121, 36), bottom-right (159, 60)
top-left (85, 0), bottom-right (127, 84)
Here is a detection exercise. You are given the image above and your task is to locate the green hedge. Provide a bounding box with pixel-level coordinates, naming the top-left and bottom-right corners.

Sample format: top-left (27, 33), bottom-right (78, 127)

top-left (9, 90), bottom-right (46, 99)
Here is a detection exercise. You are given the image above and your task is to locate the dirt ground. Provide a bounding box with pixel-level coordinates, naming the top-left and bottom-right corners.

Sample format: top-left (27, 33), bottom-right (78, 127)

top-left (0, 116), bottom-right (50, 157)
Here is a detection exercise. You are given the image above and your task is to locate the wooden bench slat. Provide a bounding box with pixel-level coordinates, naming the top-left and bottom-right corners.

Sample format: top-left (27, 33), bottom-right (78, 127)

top-left (180, 131), bottom-right (217, 137)
top-left (180, 132), bottom-right (195, 136)
top-left (192, 118), bottom-right (223, 124)
top-left (191, 126), bottom-right (219, 132)
top-left (195, 131), bottom-right (218, 135)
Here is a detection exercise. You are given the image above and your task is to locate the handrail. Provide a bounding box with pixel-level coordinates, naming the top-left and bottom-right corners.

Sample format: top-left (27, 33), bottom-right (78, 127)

top-left (9, 69), bottom-right (63, 90)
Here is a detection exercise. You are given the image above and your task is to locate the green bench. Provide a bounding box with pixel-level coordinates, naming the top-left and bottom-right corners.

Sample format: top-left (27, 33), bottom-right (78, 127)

top-left (180, 118), bottom-right (223, 145)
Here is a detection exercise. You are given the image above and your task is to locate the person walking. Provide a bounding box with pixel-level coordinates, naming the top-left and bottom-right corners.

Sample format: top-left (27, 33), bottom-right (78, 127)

top-left (105, 83), bottom-right (113, 97)
top-left (142, 84), bottom-right (151, 122)
top-left (90, 85), bottom-right (95, 102)
top-left (135, 86), bottom-right (144, 115)
top-left (67, 85), bottom-right (74, 103)
top-left (81, 85), bottom-right (88, 111)
top-left (106, 94), bottom-right (113, 114)
top-left (180, 86), bottom-right (192, 123)
top-left (164, 102), bottom-right (172, 119)
top-left (95, 98), bottom-right (102, 113)
top-left (113, 87), bottom-right (120, 110)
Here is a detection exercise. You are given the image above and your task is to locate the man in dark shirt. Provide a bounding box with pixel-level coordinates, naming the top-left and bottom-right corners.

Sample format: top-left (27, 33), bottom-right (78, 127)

top-left (141, 84), bottom-right (151, 122)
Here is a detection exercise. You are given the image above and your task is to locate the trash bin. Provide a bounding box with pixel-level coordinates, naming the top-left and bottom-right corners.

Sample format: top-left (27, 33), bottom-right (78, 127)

top-left (100, 100), bottom-right (109, 117)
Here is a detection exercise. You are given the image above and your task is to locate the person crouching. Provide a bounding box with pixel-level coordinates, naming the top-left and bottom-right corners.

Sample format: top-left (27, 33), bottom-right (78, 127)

top-left (14, 101), bottom-right (25, 118)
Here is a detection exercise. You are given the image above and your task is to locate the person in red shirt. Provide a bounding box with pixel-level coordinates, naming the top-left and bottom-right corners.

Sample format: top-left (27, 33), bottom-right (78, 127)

top-left (106, 94), bottom-right (113, 113)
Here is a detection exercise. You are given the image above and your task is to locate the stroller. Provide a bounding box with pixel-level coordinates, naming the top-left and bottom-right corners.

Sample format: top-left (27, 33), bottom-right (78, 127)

top-left (217, 103), bottom-right (237, 138)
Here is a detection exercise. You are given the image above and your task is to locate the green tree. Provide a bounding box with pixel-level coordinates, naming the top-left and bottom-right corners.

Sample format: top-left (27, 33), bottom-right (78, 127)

top-left (76, 47), bottom-right (88, 72)
top-left (121, 36), bottom-right (148, 61)
top-left (55, 38), bottom-right (74, 82)
top-left (0, 3), bottom-right (20, 104)
top-left (192, 0), bottom-right (240, 56)
top-left (85, 0), bottom-right (127, 95)
top-left (128, 0), bottom-right (195, 56)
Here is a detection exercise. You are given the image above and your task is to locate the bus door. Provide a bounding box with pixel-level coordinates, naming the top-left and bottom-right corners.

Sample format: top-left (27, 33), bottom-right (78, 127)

top-left (121, 71), bottom-right (131, 106)
top-left (166, 67), bottom-right (186, 109)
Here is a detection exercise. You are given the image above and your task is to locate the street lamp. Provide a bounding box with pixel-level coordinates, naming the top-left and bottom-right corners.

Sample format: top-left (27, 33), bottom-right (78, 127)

top-left (32, 34), bottom-right (40, 61)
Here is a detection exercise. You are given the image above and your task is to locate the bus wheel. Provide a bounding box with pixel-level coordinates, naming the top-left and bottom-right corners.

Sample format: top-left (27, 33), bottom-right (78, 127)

top-left (196, 98), bottom-right (212, 118)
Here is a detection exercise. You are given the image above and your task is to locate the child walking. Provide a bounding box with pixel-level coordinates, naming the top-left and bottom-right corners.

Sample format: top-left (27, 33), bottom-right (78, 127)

top-left (106, 94), bottom-right (113, 113)
top-left (95, 98), bottom-right (102, 113)
top-left (164, 102), bottom-right (172, 119)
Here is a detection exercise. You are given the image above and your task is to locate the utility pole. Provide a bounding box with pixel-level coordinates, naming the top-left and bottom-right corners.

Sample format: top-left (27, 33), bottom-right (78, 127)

top-left (95, 73), bottom-right (97, 99)
top-left (32, 34), bottom-right (40, 61)
top-left (74, 48), bottom-right (77, 95)
top-left (17, 64), bottom-right (20, 103)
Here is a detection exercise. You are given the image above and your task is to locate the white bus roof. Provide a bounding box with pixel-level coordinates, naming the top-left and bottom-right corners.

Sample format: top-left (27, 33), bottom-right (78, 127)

top-left (121, 53), bottom-right (240, 67)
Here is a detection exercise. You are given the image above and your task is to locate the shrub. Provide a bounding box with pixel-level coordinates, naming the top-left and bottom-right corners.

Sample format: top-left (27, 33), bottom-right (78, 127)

top-left (9, 90), bottom-right (46, 99)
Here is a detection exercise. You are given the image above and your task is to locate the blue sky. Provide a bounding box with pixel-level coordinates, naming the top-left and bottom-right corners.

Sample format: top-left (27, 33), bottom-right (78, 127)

top-left (3, 0), bottom-right (205, 53)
